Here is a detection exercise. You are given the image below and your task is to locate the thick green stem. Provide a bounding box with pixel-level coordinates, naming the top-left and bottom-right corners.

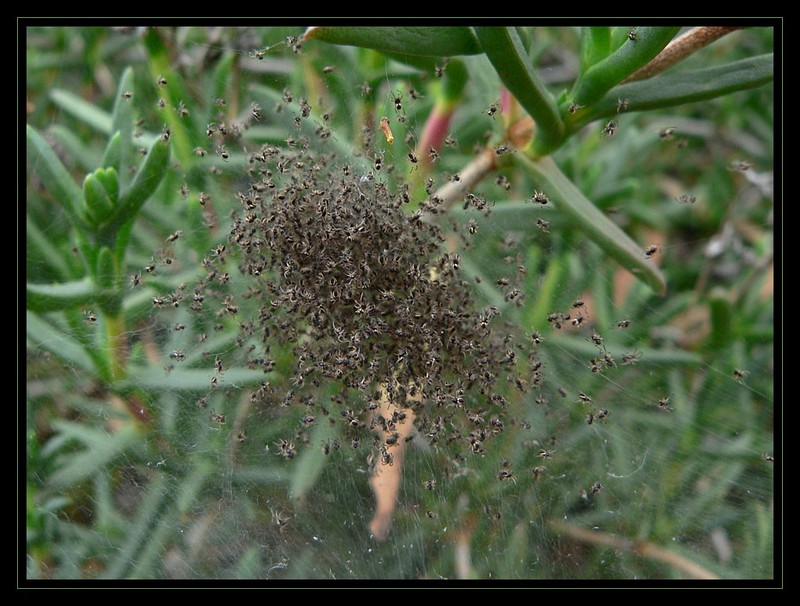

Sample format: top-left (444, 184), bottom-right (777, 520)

top-left (570, 27), bottom-right (681, 107)
top-left (105, 312), bottom-right (128, 381)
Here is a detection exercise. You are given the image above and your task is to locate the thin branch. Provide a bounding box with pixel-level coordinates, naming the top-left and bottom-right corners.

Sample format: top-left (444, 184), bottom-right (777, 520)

top-left (423, 148), bottom-right (498, 216)
top-left (623, 27), bottom-right (743, 84)
top-left (549, 519), bottom-right (719, 579)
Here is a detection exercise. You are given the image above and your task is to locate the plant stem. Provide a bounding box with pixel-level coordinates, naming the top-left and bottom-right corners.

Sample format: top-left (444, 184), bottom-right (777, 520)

top-left (623, 27), bottom-right (742, 83)
top-left (549, 519), bottom-right (719, 579)
top-left (475, 27), bottom-right (565, 156)
top-left (425, 148), bottom-right (498, 214)
top-left (105, 313), bottom-right (128, 382)
top-left (368, 383), bottom-right (419, 541)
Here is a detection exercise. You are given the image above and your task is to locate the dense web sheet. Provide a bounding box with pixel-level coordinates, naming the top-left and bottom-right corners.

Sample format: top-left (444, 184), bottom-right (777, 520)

top-left (25, 25), bottom-right (776, 584)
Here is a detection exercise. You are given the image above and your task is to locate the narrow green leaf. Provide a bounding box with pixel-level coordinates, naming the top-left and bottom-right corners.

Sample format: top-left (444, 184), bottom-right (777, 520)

top-left (48, 421), bottom-right (140, 489)
top-left (514, 26), bottom-right (532, 54)
top-left (48, 89), bottom-right (113, 134)
top-left (577, 54), bottom-right (774, 126)
top-left (211, 52), bottom-right (237, 108)
top-left (102, 473), bottom-right (170, 579)
top-left (95, 167), bottom-right (120, 205)
top-left (106, 137), bottom-right (170, 235)
top-left (50, 124), bottom-right (101, 173)
top-left (517, 155), bottom-right (666, 295)
top-left (27, 278), bottom-right (99, 313)
top-left (304, 26), bottom-right (482, 56)
top-left (475, 27), bottom-right (565, 156)
top-left (458, 256), bottom-right (507, 309)
top-left (548, 334), bottom-right (701, 366)
top-left (111, 67), bottom-right (136, 191)
top-left (570, 27), bottom-right (681, 107)
top-left (580, 27), bottom-right (612, 72)
top-left (126, 464), bottom-right (215, 578)
top-left (26, 311), bottom-right (98, 375)
top-left (143, 29), bottom-right (196, 164)
top-left (83, 173), bottom-right (114, 225)
top-left (66, 307), bottom-right (113, 381)
top-left (27, 125), bottom-right (86, 230)
top-left (102, 131), bottom-right (122, 170)
top-left (290, 412), bottom-right (338, 501)
top-left (233, 547), bottom-right (263, 579)
top-left (113, 216), bottom-right (136, 269)
top-left (26, 214), bottom-right (72, 280)
top-left (525, 255), bottom-right (568, 331)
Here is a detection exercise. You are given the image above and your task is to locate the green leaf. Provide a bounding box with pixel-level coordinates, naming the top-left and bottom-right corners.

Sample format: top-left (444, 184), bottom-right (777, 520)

top-left (50, 124), bottom-right (101, 173)
top-left (105, 136), bottom-right (170, 235)
top-left (27, 278), bottom-right (99, 313)
top-left (437, 58), bottom-right (468, 106)
top-left (577, 54), bottom-right (774, 126)
top-left (524, 255), bottom-right (568, 331)
top-left (304, 26), bottom-right (482, 56)
top-left (83, 173), bottom-right (115, 225)
top-left (27, 125), bottom-right (87, 230)
top-left (290, 410), bottom-right (339, 501)
top-left (127, 466), bottom-right (212, 578)
top-left (143, 30), bottom-right (196, 164)
top-left (516, 155), bottom-right (666, 295)
top-left (570, 26), bottom-right (681, 107)
top-left (475, 27), bottom-right (565, 156)
top-left (26, 311), bottom-right (98, 375)
top-left (95, 167), bottom-right (120, 205)
top-left (26, 214), bottom-right (72, 280)
top-left (48, 89), bottom-right (113, 135)
top-left (111, 67), bottom-right (136, 191)
top-left (102, 473), bottom-right (170, 579)
top-left (580, 27), bottom-right (612, 72)
top-left (102, 131), bottom-right (122, 170)
top-left (378, 51), bottom-right (436, 72)
top-left (48, 420), bottom-right (140, 489)
top-left (548, 334), bottom-right (701, 366)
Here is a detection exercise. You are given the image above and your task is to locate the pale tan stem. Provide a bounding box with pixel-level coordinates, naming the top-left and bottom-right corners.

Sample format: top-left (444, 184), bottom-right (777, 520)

top-left (368, 384), bottom-right (419, 541)
top-left (370, 148), bottom-right (497, 538)
top-left (623, 27), bottom-right (743, 84)
top-left (424, 148), bottom-right (498, 215)
top-left (549, 519), bottom-right (719, 579)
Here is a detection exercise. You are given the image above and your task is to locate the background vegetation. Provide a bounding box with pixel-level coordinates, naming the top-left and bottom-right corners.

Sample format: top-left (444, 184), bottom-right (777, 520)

top-left (25, 24), bottom-right (775, 582)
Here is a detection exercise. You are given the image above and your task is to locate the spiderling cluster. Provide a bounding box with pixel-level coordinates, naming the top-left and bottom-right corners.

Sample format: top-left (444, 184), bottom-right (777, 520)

top-left (205, 129), bottom-right (534, 457)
